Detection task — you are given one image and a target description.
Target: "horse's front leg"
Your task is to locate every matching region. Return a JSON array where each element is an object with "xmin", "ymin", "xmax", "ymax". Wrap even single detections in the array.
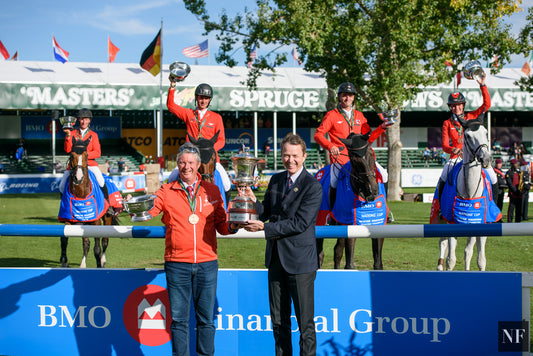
[
  {"xmin": 80, "ymin": 237, "xmax": 90, "ymax": 268},
  {"xmin": 437, "ymin": 237, "xmax": 448, "ymax": 271},
  {"xmin": 446, "ymin": 237, "xmax": 457, "ymax": 271},
  {"xmin": 372, "ymin": 238, "xmax": 384, "ymax": 270},
  {"xmin": 94, "ymin": 238, "xmax": 102, "ymax": 268},
  {"xmin": 464, "ymin": 236, "xmax": 477, "ymax": 271},
  {"xmin": 476, "ymin": 236, "xmax": 487, "ymax": 271},
  {"xmin": 101, "ymin": 237, "xmax": 109, "ymax": 268},
  {"xmin": 344, "ymin": 238, "xmax": 356, "ymax": 269},
  {"xmin": 333, "ymin": 239, "xmax": 345, "ymax": 269},
  {"xmin": 60, "ymin": 236, "xmax": 69, "ymax": 267},
  {"xmin": 316, "ymin": 238, "xmax": 324, "ymax": 268}
]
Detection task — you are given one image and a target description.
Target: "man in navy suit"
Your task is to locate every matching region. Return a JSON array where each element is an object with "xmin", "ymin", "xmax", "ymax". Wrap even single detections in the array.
[{"xmin": 242, "ymin": 133, "xmax": 322, "ymax": 356}]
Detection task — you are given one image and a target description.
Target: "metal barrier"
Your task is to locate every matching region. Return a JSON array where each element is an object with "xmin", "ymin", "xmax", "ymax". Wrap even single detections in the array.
[{"xmin": 1, "ymin": 223, "xmax": 533, "ymax": 239}]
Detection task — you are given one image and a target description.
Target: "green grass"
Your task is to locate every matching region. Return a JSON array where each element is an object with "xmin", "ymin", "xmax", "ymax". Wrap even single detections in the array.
[{"xmin": 0, "ymin": 192, "xmax": 531, "ymax": 272}]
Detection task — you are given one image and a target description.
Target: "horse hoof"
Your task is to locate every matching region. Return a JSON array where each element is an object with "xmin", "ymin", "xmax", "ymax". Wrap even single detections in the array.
[{"xmin": 437, "ymin": 258, "xmax": 445, "ymax": 271}]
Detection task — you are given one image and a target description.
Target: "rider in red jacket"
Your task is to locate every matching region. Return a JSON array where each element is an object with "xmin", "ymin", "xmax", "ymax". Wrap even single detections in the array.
[
  {"xmin": 59, "ymin": 108, "xmax": 108, "ymax": 200},
  {"xmin": 167, "ymin": 79, "xmax": 231, "ymax": 193},
  {"xmin": 314, "ymin": 82, "xmax": 394, "ymax": 203}
]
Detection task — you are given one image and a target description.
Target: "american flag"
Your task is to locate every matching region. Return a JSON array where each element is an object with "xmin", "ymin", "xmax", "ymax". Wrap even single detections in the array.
[
  {"xmin": 247, "ymin": 44, "xmax": 257, "ymax": 68},
  {"xmin": 182, "ymin": 40, "xmax": 209, "ymax": 58}
]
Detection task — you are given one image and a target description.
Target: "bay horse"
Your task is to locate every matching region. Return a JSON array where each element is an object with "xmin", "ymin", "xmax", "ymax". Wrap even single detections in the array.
[
  {"xmin": 168, "ymin": 131, "xmax": 228, "ymax": 209},
  {"xmin": 316, "ymin": 132, "xmax": 388, "ymax": 270},
  {"xmin": 58, "ymin": 138, "xmax": 117, "ymax": 268},
  {"xmin": 434, "ymin": 111, "xmax": 501, "ymax": 271}
]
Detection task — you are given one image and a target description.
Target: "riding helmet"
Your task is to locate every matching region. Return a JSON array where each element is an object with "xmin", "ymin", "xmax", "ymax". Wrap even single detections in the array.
[
  {"xmin": 447, "ymin": 92, "xmax": 466, "ymax": 105},
  {"xmin": 195, "ymin": 83, "xmax": 213, "ymax": 98},
  {"xmin": 337, "ymin": 82, "xmax": 356, "ymax": 95},
  {"xmin": 77, "ymin": 108, "xmax": 93, "ymax": 118}
]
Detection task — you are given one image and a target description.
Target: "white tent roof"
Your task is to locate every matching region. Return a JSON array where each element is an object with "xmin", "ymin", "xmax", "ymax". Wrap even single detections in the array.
[{"xmin": 0, "ymin": 60, "xmax": 327, "ymax": 89}]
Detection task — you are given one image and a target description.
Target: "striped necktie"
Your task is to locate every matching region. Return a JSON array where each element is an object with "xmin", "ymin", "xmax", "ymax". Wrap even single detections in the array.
[{"xmin": 284, "ymin": 177, "xmax": 293, "ymax": 198}]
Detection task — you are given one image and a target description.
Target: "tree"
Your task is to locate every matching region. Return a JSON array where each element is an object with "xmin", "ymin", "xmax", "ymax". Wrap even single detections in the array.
[{"xmin": 184, "ymin": 0, "xmax": 522, "ymax": 201}]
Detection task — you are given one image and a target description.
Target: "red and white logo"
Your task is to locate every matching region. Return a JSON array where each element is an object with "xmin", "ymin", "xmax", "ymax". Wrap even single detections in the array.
[
  {"xmin": 376, "ymin": 201, "xmax": 382, "ymax": 208},
  {"xmin": 123, "ymin": 284, "xmax": 171, "ymax": 346},
  {"xmin": 316, "ymin": 171, "xmax": 324, "ymax": 181},
  {"xmin": 125, "ymin": 178, "xmax": 136, "ymax": 190},
  {"xmin": 474, "ymin": 202, "xmax": 481, "ymax": 209}
]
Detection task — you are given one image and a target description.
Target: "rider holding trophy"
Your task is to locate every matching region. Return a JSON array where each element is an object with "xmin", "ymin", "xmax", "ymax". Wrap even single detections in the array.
[
  {"xmin": 59, "ymin": 108, "xmax": 109, "ymax": 202},
  {"xmin": 166, "ymin": 62, "xmax": 231, "ymax": 194},
  {"xmin": 437, "ymin": 62, "xmax": 497, "ymax": 201}
]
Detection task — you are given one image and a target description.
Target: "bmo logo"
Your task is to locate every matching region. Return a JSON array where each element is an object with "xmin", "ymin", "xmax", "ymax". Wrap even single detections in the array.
[
  {"xmin": 474, "ymin": 202, "xmax": 481, "ymax": 209},
  {"xmin": 124, "ymin": 178, "xmax": 136, "ymax": 190},
  {"xmin": 123, "ymin": 285, "xmax": 171, "ymax": 346}
]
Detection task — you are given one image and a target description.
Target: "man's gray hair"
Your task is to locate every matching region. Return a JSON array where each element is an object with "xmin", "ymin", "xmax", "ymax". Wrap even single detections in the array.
[{"xmin": 177, "ymin": 142, "xmax": 201, "ymax": 163}]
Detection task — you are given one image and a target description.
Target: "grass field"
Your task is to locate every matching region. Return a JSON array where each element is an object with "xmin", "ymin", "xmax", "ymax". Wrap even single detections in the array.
[{"xmin": 0, "ymin": 191, "xmax": 531, "ymax": 272}]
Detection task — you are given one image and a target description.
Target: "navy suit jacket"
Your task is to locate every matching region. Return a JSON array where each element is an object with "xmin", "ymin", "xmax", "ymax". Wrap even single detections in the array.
[{"xmin": 255, "ymin": 168, "xmax": 322, "ymax": 274}]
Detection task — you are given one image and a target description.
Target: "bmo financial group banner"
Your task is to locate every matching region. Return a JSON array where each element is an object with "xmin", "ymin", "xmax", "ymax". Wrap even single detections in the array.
[{"xmin": 0, "ymin": 269, "xmax": 526, "ymax": 355}]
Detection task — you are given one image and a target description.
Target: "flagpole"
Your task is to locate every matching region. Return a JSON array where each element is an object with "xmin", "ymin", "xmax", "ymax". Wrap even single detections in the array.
[{"xmin": 157, "ymin": 19, "xmax": 164, "ymax": 160}]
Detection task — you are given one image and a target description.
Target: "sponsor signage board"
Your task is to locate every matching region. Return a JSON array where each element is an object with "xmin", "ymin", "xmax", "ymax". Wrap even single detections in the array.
[{"xmin": 0, "ymin": 269, "xmax": 524, "ymax": 355}]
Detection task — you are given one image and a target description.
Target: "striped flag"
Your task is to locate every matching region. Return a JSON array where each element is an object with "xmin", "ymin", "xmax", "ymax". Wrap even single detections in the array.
[
  {"xmin": 52, "ymin": 36, "xmax": 69, "ymax": 63},
  {"xmin": 521, "ymin": 51, "xmax": 533, "ymax": 76},
  {"xmin": 108, "ymin": 36, "xmax": 120, "ymax": 63},
  {"xmin": 247, "ymin": 44, "xmax": 257, "ymax": 68},
  {"xmin": 292, "ymin": 46, "xmax": 302, "ymax": 65},
  {"xmin": 0, "ymin": 40, "xmax": 9, "ymax": 60},
  {"xmin": 139, "ymin": 29, "xmax": 162, "ymax": 76},
  {"xmin": 182, "ymin": 40, "xmax": 208, "ymax": 58}
]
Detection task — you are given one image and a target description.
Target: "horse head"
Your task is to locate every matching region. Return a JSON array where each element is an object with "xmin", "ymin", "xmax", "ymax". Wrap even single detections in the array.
[
  {"xmin": 338, "ymin": 132, "xmax": 379, "ymax": 201},
  {"xmin": 68, "ymin": 138, "xmax": 90, "ymax": 193},
  {"xmin": 188, "ymin": 131, "xmax": 219, "ymax": 183},
  {"xmin": 459, "ymin": 111, "xmax": 491, "ymax": 168}
]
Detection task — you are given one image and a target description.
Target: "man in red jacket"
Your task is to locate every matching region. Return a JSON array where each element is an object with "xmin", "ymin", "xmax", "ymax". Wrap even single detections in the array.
[
  {"xmin": 314, "ymin": 82, "xmax": 394, "ymax": 204},
  {"xmin": 167, "ymin": 77, "xmax": 231, "ymax": 195},
  {"xmin": 148, "ymin": 142, "xmax": 239, "ymax": 356},
  {"xmin": 59, "ymin": 108, "xmax": 108, "ymax": 200}
]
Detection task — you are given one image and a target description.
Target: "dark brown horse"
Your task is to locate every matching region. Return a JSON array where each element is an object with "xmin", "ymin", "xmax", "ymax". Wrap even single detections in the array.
[
  {"xmin": 317, "ymin": 133, "xmax": 386, "ymax": 270},
  {"xmin": 59, "ymin": 138, "xmax": 117, "ymax": 268},
  {"xmin": 188, "ymin": 131, "xmax": 218, "ymax": 184}
]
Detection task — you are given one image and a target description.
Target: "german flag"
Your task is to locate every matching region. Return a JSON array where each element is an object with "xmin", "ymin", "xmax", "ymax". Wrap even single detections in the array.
[{"xmin": 139, "ymin": 29, "xmax": 161, "ymax": 76}]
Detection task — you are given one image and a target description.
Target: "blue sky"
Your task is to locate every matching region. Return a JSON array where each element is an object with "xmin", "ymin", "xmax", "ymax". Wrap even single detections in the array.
[{"xmin": 0, "ymin": 0, "xmax": 532, "ymax": 68}]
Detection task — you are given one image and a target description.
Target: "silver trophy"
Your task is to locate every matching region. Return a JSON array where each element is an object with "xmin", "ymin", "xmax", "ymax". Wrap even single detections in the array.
[
  {"xmin": 227, "ymin": 147, "xmax": 261, "ymax": 224},
  {"xmin": 59, "ymin": 116, "xmax": 77, "ymax": 130},
  {"xmin": 169, "ymin": 61, "xmax": 191, "ymax": 82},
  {"xmin": 378, "ymin": 109, "xmax": 399, "ymax": 124},
  {"xmin": 122, "ymin": 195, "xmax": 157, "ymax": 222},
  {"xmin": 462, "ymin": 60, "xmax": 485, "ymax": 81}
]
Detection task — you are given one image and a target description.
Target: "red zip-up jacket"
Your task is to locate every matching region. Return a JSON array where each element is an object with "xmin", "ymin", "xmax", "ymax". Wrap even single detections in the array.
[
  {"xmin": 314, "ymin": 107, "xmax": 385, "ymax": 165},
  {"xmin": 149, "ymin": 174, "xmax": 233, "ymax": 263},
  {"xmin": 167, "ymin": 87, "xmax": 225, "ymax": 162},
  {"xmin": 442, "ymin": 85, "xmax": 491, "ymax": 159},
  {"xmin": 64, "ymin": 129, "xmax": 101, "ymax": 167}
]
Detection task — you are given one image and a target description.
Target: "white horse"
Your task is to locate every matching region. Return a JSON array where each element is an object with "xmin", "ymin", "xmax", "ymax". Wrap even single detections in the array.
[{"xmin": 437, "ymin": 112, "xmax": 499, "ymax": 271}]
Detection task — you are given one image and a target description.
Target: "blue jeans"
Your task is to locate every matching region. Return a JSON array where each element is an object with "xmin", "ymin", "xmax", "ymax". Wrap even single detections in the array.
[{"xmin": 165, "ymin": 260, "xmax": 218, "ymax": 356}]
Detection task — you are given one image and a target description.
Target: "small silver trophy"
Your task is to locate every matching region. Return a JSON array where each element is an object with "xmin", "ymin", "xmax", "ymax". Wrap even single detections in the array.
[
  {"xmin": 462, "ymin": 60, "xmax": 485, "ymax": 81},
  {"xmin": 59, "ymin": 116, "xmax": 77, "ymax": 130},
  {"xmin": 227, "ymin": 147, "xmax": 261, "ymax": 224},
  {"xmin": 378, "ymin": 109, "xmax": 399, "ymax": 124},
  {"xmin": 169, "ymin": 61, "xmax": 191, "ymax": 82},
  {"xmin": 122, "ymin": 195, "xmax": 157, "ymax": 222}
]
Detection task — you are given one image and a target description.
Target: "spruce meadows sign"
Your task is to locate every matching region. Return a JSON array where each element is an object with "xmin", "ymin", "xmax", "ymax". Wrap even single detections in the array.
[{"xmin": 1, "ymin": 83, "xmax": 532, "ymax": 111}]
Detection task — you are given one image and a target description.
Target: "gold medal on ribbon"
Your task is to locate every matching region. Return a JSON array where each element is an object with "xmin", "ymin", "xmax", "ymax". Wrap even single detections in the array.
[
  {"xmin": 188, "ymin": 213, "xmax": 200, "ymax": 225},
  {"xmin": 458, "ymin": 137, "xmax": 463, "ymax": 144}
]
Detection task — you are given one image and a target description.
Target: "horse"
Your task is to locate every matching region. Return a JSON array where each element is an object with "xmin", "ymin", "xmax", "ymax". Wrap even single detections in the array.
[
  {"xmin": 58, "ymin": 138, "xmax": 118, "ymax": 268},
  {"xmin": 316, "ymin": 132, "xmax": 388, "ymax": 270},
  {"xmin": 432, "ymin": 111, "xmax": 501, "ymax": 271},
  {"xmin": 168, "ymin": 131, "xmax": 228, "ymax": 209}
]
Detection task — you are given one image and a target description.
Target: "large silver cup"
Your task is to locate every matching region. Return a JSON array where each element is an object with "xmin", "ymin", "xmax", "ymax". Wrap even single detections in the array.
[
  {"xmin": 59, "ymin": 116, "xmax": 77, "ymax": 130},
  {"xmin": 378, "ymin": 109, "xmax": 399, "ymax": 124},
  {"xmin": 463, "ymin": 60, "xmax": 485, "ymax": 81},
  {"xmin": 169, "ymin": 61, "xmax": 191, "ymax": 82},
  {"xmin": 123, "ymin": 195, "xmax": 157, "ymax": 222},
  {"xmin": 228, "ymin": 147, "xmax": 261, "ymax": 224}
]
